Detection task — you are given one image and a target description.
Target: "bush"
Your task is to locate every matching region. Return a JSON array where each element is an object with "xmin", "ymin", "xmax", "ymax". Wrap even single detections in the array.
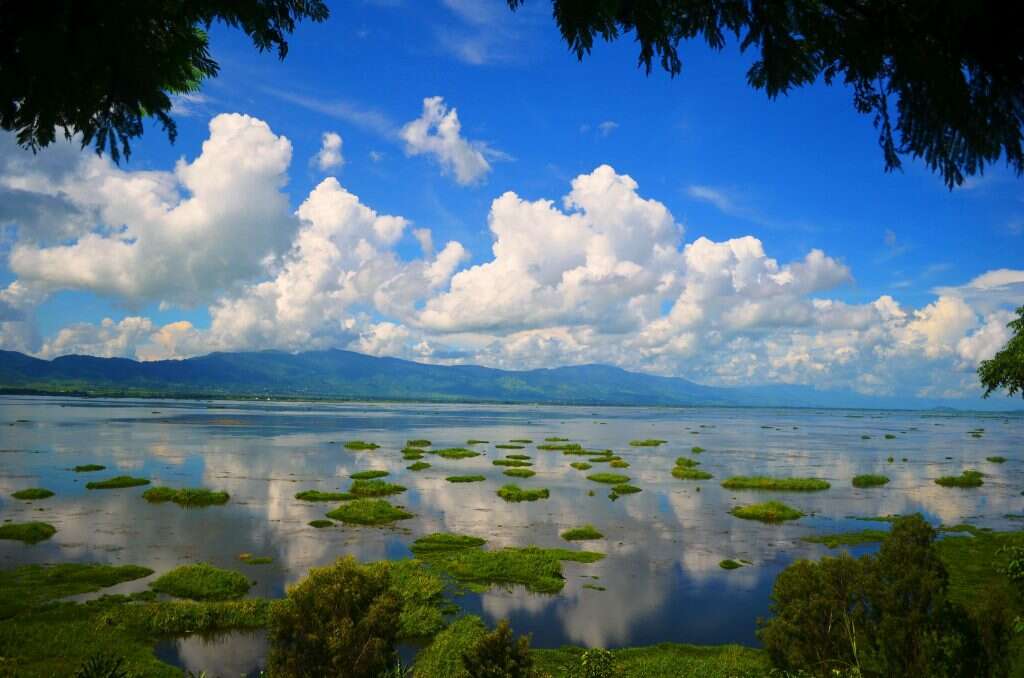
[
  {"xmin": 462, "ymin": 619, "xmax": 536, "ymax": 677},
  {"xmin": 268, "ymin": 556, "xmax": 401, "ymax": 678},
  {"xmin": 565, "ymin": 648, "xmax": 615, "ymax": 678}
]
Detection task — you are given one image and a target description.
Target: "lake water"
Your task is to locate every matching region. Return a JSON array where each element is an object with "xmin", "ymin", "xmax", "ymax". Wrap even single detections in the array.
[{"xmin": 1, "ymin": 395, "xmax": 1022, "ymax": 676}]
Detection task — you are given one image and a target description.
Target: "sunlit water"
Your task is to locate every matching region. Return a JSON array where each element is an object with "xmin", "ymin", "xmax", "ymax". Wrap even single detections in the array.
[{"xmin": 1, "ymin": 395, "xmax": 1022, "ymax": 675}]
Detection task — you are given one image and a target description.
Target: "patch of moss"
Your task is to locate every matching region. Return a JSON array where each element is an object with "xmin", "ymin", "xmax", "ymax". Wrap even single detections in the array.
[
  {"xmin": 295, "ymin": 490, "xmax": 354, "ymax": 502},
  {"xmin": 410, "ymin": 533, "xmax": 488, "ymax": 554},
  {"xmin": 72, "ymin": 464, "xmax": 105, "ymax": 472},
  {"xmin": 349, "ymin": 479, "xmax": 407, "ymax": 497},
  {"xmin": 446, "ymin": 475, "xmax": 486, "ymax": 483},
  {"xmin": 586, "ymin": 473, "xmax": 630, "ymax": 484},
  {"xmin": 570, "ymin": 462, "xmax": 592, "ymax": 470},
  {"xmin": 719, "ymin": 559, "xmax": 743, "ymax": 570},
  {"xmin": 503, "ymin": 468, "xmax": 535, "ymax": 478},
  {"xmin": 85, "ymin": 475, "xmax": 150, "ymax": 490},
  {"xmin": 802, "ymin": 529, "xmax": 890, "ymax": 548},
  {"xmin": 493, "ymin": 458, "xmax": 532, "ymax": 467},
  {"xmin": 0, "ymin": 522, "xmax": 56, "ymax": 544},
  {"xmin": 11, "ymin": 488, "xmax": 54, "ymax": 500},
  {"xmin": 150, "ymin": 563, "xmax": 251, "ymax": 601},
  {"xmin": 407, "ymin": 461, "xmax": 431, "ymax": 471},
  {"xmin": 987, "ymin": 456, "xmax": 1008, "ymax": 463},
  {"xmin": 561, "ymin": 525, "xmax": 604, "ymax": 541},
  {"xmin": 730, "ymin": 501, "xmax": 804, "ymax": 523},
  {"xmin": 343, "ymin": 440, "xmax": 380, "ymax": 450},
  {"xmin": 720, "ymin": 476, "xmax": 830, "ymax": 491},
  {"xmin": 935, "ymin": 470, "xmax": 984, "ymax": 488},
  {"xmin": 673, "ymin": 466, "xmax": 713, "ymax": 480},
  {"xmin": 406, "ymin": 439, "xmax": 431, "ymax": 448},
  {"xmin": 326, "ymin": 498, "xmax": 414, "ymax": 525},
  {"xmin": 497, "ymin": 484, "xmax": 549, "ymax": 502},
  {"xmin": 142, "ymin": 487, "xmax": 230, "ymax": 506},
  {"xmin": 308, "ymin": 519, "xmax": 333, "ymax": 528},
  {"xmin": 611, "ymin": 484, "xmax": 641, "ymax": 495},
  {"xmin": 851, "ymin": 474, "xmax": 890, "ymax": 488},
  {"xmin": 350, "ymin": 470, "xmax": 390, "ymax": 480},
  {"xmin": 433, "ymin": 447, "xmax": 480, "ymax": 459},
  {"xmin": 629, "ymin": 439, "xmax": 667, "ymax": 447}
]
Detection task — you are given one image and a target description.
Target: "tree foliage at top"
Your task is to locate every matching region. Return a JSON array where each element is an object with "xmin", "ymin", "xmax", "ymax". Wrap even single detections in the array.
[
  {"xmin": 979, "ymin": 306, "xmax": 1024, "ymax": 399},
  {"xmin": 0, "ymin": 1, "xmax": 328, "ymax": 163},
  {"xmin": 509, "ymin": 0, "xmax": 1024, "ymax": 188}
]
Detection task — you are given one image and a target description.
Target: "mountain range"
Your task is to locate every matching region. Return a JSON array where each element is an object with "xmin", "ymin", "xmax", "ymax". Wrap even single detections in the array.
[{"xmin": 0, "ymin": 348, "xmax": 1019, "ymax": 411}]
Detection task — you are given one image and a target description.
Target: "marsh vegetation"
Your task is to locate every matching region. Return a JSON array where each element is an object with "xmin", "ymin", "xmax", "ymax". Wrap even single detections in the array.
[{"xmin": 721, "ymin": 476, "xmax": 830, "ymax": 491}]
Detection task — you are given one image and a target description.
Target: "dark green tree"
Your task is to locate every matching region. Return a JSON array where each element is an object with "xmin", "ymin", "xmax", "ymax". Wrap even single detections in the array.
[
  {"xmin": 0, "ymin": 1, "xmax": 327, "ymax": 163},
  {"xmin": 979, "ymin": 306, "xmax": 1024, "ymax": 399},
  {"xmin": 462, "ymin": 619, "xmax": 536, "ymax": 678},
  {"xmin": 508, "ymin": 1, "xmax": 1024, "ymax": 188}
]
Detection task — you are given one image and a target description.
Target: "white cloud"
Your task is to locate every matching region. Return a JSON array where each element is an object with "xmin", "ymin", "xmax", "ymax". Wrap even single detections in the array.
[
  {"xmin": 597, "ymin": 121, "xmax": 619, "ymax": 137},
  {"xmin": 400, "ymin": 97, "xmax": 494, "ymax": 185},
  {"xmin": 314, "ymin": 132, "xmax": 344, "ymax": 171}
]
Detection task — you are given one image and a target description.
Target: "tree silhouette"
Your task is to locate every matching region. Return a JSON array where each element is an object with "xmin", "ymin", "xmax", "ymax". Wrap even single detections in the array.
[
  {"xmin": 509, "ymin": 1, "xmax": 1024, "ymax": 188},
  {"xmin": 0, "ymin": 1, "xmax": 328, "ymax": 163}
]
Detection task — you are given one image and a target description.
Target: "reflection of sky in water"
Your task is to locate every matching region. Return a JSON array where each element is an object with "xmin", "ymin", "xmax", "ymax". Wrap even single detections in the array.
[{"xmin": 1, "ymin": 396, "xmax": 1022, "ymax": 674}]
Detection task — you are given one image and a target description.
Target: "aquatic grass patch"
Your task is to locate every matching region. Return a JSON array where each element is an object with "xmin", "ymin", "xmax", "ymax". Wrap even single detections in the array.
[
  {"xmin": 411, "ymin": 533, "xmax": 489, "ymax": 554},
  {"xmin": 570, "ymin": 462, "xmax": 592, "ymax": 470},
  {"xmin": 629, "ymin": 439, "xmax": 667, "ymax": 447},
  {"xmin": 466, "ymin": 439, "xmax": 489, "ymax": 444},
  {"xmin": 987, "ymin": 456, "xmax": 1008, "ymax": 463},
  {"xmin": 673, "ymin": 466, "xmax": 714, "ymax": 480},
  {"xmin": 691, "ymin": 446, "xmax": 705, "ymax": 453},
  {"xmin": 935, "ymin": 470, "xmax": 984, "ymax": 487},
  {"xmin": 562, "ymin": 525, "xmax": 604, "ymax": 541},
  {"xmin": 142, "ymin": 487, "xmax": 229, "ymax": 506},
  {"xmin": 0, "ymin": 562, "xmax": 154, "ymax": 618},
  {"xmin": 86, "ymin": 475, "xmax": 150, "ymax": 490},
  {"xmin": 350, "ymin": 470, "xmax": 390, "ymax": 480},
  {"xmin": 587, "ymin": 473, "xmax": 630, "ymax": 484},
  {"xmin": 295, "ymin": 490, "xmax": 354, "ymax": 502},
  {"xmin": 611, "ymin": 484, "xmax": 641, "ymax": 495},
  {"xmin": 505, "ymin": 453, "xmax": 531, "ymax": 460},
  {"xmin": 493, "ymin": 458, "xmax": 532, "ymax": 467},
  {"xmin": 433, "ymin": 447, "xmax": 480, "ymax": 459},
  {"xmin": 802, "ymin": 529, "xmax": 890, "ymax": 548},
  {"xmin": 852, "ymin": 474, "xmax": 890, "ymax": 488},
  {"xmin": 675, "ymin": 457, "xmax": 700, "ymax": 467},
  {"xmin": 343, "ymin": 440, "xmax": 380, "ymax": 451},
  {"xmin": 503, "ymin": 468, "xmax": 535, "ymax": 478},
  {"xmin": 406, "ymin": 439, "xmax": 431, "ymax": 448},
  {"xmin": 238, "ymin": 553, "xmax": 273, "ymax": 565},
  {"xmin": 446, "ymin": 475, "xmax": 486, "ymax": 483},
  {"xmin": 326, "ymin": 498, "xmax": 414, "ymax": 525},
  {"xmin": 497, "ymin": 484, "xmax": 549, "ymax": 502},
  {"xmin": 538, "ymin": 442, "xmax": 582, "ymax": 451},
  {"xmin": 495, "ymin": 444, "xmax": 525, "ymax": 449},
  {"xmin": 545, "ymin": 437, "xmax": 570, "ymax": 442},
  {"xmin": 721, "ymin": 476, "xmax": 830, "ymax": 491},
  {"xmin": 349, "ymin": 479, "xmax": 406, "ymax": 497},
  {"xmin": 150, "ymin": 563, "xmax": 250, "ymax": 601},
  {"xmin": 402, "ymin": 449, "xmax": 425, "ymax": 459},
  {"xmin": 72, "ymin": 464, "xmax": 105, "ymax": 472},
  {"xmin": 11, "ymin": 488, "xmax": 53, "ymax": 500},
  {"xmin": 610, "ymin": 459, "xmax": 630, "ymax": 468},
  {"xmin": 407, "ymin": 461, "xmax": 430, "ymax": 471},
  {"xmin": 719, "ymin": 559, "xmax": 743, "ymax": 570},
  {"xmin": 0, "ymin": 522, "xmax": 56, "ymax": 544},
  {"xmin": 730, "ymin": 501, "xmax": 804, "ymax": 523},
  {"xmin": 308, "ymin": 519, "xmax": 333, "ymax": 528},
  {"xmin": 884, "ymin": 433, "xmax": 896, "ymax": 439},
  {"xmin": 510, "ymin": 438, "xmax": 533, "ymax": 444}
]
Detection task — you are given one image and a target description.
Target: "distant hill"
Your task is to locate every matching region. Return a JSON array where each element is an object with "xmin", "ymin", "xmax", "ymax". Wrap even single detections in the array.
[{"xmin": 0, "ymin": 348, "xmax": 1019, "ymax": 411}]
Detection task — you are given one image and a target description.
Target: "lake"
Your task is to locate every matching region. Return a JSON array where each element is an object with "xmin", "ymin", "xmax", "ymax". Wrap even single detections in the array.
[{"xmin": 1, "ymin": 395, "xmax": 1021, "ymax": 676}]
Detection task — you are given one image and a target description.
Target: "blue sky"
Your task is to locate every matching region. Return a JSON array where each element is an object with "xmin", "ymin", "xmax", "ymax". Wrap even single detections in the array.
[{"xmin": 0, "ymin": 0, "xmax": 1021, "ymax": 402}]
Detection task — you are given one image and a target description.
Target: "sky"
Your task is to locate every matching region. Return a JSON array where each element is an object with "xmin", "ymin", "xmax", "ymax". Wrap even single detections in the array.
[{"xmin": 0, "ymin": 0, "xmax": 1022, "ymax": 403}]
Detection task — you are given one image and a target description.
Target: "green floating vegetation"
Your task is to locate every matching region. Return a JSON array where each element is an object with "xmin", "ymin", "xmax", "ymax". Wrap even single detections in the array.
[
  {"xmin": 150, "ymin": 563, "xmax": 251, "ymax": 601},
  {"xmin": 308, "ymin": 519, "xmax": 333, "ymax": 528},
  {"xmin": 466, "ymin": 439, "xmax": 489, "ymax": 444},
  {"xmin": 493, "ymin": 458, "xmax": 532, "ymax": 467},
  {"xmin": 629, "ymin": 439, "xmax": 667, "ymax": 447},
  {"xmin": 142, "ymin": 487, "xmax": 230, "ymax": 507},
  {"xmin": 691, "ymin": 446, "xmax": 705, "ymax": 453},
  {"xmin": 433, "ymin": 447, "xmax": 480, "ymax": 459},
  {"xmin": 349, "ymin": 479, "xmax": 406, "ymax": 497},
  {"xmin": 406, "ymin": 439, "xmax": 431, "ymax": 448},
  {"xmin": 446, "ymin": 475, "xmax": 486, "ymax": 483},
  {"xmin": 510, "ymin": 439, "xmax": 533, "ymax": 444},
  {"xmin": 407, "ymin": 461, "xmax": 431, "ymax": 471},
  {"xmin": 503, "ymin": 468, "xmax": 535, "ymax": 478},
  {"xmin": 72, "ymin": 464, "xmax": 105, "ymax": 472},
  {"xmin": 86, "ymin": 475, "xmax": 150, "ymax": 490},
  {"xmin": 675, "ymin": 457, "xmax": 700, "ymax": 467},
  {"xmin": 802, "ymin": 529, "xmax": 890, "ymax": 548},
  {"xmin": 570, "ymin": 462, "xmax": 592, "ymax": 470},
  {"xmin": 497, "ymin": 484, "xmax": 549, "ymax": 502},
  {"xmin": 295, "ymin": 490, "xmax": 354, "ymax": 502},
  {"xmin": 408, "ymin": 534, "xmax": 602, "ymax": 593},
  {"xmin": 730, "ymin": 500, "xmax": 804, "ymax": 523},
  {"xmin": 343, "ymin": 440, "xmax": 380, "ymax": 451},
  {"xmin": 673, "ymin": 466, "xmax": 713, "ymax": 480},
  {"xmin": 544, "ymin": 437, "xmax": 570, "ymax": 442},
  {"xmin": 587, "ymin": 473, "xmax": 630, "ymax": 484},
  {"xmin": 326, "ymin": 498, "xmax": 414, "ymax": 525},
  {"xmin": 987, "ymin": 456, "xmax": 1007, "ymax": 463},
  {"xmin": 350, "ymin": 470, "xmax": 390, "ymax": 480},
  {"xmin": 611, "ymin": 484, "xmax": 641, "ymax": 495},
  {"xmin": 505, "ymin": 454, "xmax": 531, "ymax": 460},
  {"xmin": 0, "ymin": 522, "xmax": 56, "ymax": 544},
  {"xmin": 721, "ymin": 476, "xmax": 830, "ymax": 491},
  {"xmin": 561, "ymin": 525, "xmax": 604, "ymax": 541},
  {"xmin": 538, "ymin": 442, "xmax": 582, "ymax": 451},
  {"xmin": 884, "ymin": 433, "xmax": 896, "ymax": 439},
  {"xmin": 238, "ymin": 553, "xmax": 273, "ymax": 565},
  {"xmin": 11, "ymin": 488, "xmax": 54, "ymax": 500},
  {"xmin": 402, "ymin": 449, "xmax": 425, "ymax": 460},
  {"xmin": 495, "ymin": 444, "xmax": 525, "ymax": 450},
  {"xmin": 935, "ymin": 470, "xmax": 984, "ymax": 488},
  {"xmin": 861, "ymin": 435, "xmax": 871, "ymax": 439},
  {"xmin": 609, "ymin": 460, "xmax": 630, "ymax": 468},
  {"xmin": 852, "ymin": 474, "xmax": 890, "ymax": 488},
  {"xmin": 719, "ymin": 559, "xmax": 743, "ymax": 570},
  {"xmin": 582, "ymin": 583, "xmax": 606, "ymax": 591}
]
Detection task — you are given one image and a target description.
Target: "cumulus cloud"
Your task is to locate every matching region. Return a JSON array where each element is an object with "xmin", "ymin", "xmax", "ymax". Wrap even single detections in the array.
[
  {"xmin": 314, "ymin": 132, "xmax": 344, "ymax": 171},
  {"xmin": 400, "ymin": 97, "xmax": 494, "ymax": 185}
]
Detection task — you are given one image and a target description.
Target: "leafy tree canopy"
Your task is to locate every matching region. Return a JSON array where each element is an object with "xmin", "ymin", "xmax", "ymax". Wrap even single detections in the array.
[
  {"xmin": 0, "ymin": 1, "xmax": 328, "ymax": 163},
  {"xmin": 979, "ymin": 306, "xmax": 1024, "ymax": 399},
  {"xmin": 509, "ymin": 0, "xmax": 1024, "ymax": 188}
]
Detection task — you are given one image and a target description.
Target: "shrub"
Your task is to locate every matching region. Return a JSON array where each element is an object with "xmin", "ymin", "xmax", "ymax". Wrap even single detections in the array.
[
  {"xmin": 565, "ymin": 648, "xmax": 615, "ymax": 678},
  {"xmin": 73, "ymin": 653, "xmax": 131, "ymax": 678},
  {"xmin": 268, "ymin": 556, "xmax": 401, "ymax": 678},
  {"xmin": 461, "ymin": 619, "xmax": 536, "ymax": 678}
]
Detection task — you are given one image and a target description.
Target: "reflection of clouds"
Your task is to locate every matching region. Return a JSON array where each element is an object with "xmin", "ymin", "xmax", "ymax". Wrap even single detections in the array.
[{"xmin": 168, "ymin": 631, "xmax": 266, "ymax": 677}]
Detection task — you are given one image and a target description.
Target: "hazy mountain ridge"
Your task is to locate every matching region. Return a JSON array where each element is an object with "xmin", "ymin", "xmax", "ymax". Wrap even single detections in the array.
[{"xmin": 0, "ymin": 348, "xmax": 1018, "ymax": 411}]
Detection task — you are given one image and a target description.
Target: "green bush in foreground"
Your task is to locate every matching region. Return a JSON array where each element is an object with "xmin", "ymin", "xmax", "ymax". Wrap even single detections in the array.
[
  {"xmin": 11, "ymin": 488, "xmax": 54, "ymax": 500},
  {"xmin": 150, "ymin": 563, "xmax": 251, "ymax": 601},
  {"xmin": 85, "ymin": 475, "xmax": 150, "ymax": 490},
  {"xmin": 498, "ymin": 484, "xmax": 550, "ymax": 502},
  {"xmin": 852, "ymin": 474, "xmax": 890, "ymax": 488},
  {"xmin": 414, "ymin": 615, "xmax": 488, "ymax": 678},
  {"xmin": 462, "ymin": 619, "xmax": 536, "ymax": 678},
  {"xmin": 326, "ymin": 499, "xmax": 414, "ymax": 525},
  {"xmin": 730, "ymin": 501, "xmax": 804, "ymax": 523},
  {"xmin": 587, "ymin": 473, "xmax": 630, "ymax": 484},
  {"xmin": 721, "ymin": 476, "xmax": 830, "ymax": 491},
  {"xmin": 935, "ymin": 470, "xmax": 984, "ymax": 488},
  {"xmin": 562, "ymin": 525, "xmax": 604, "ymax": 541},
  {"xmin": 0, "ymin": 521, "xmax": 56, "ymax": 544},
  {"xmin": 142, "ymin": 487, "xmax": 229, "ymax": 506}
]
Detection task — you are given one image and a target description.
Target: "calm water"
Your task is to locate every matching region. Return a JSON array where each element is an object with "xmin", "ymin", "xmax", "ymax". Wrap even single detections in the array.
[{"xmin": 1, "ymin": 395, "xmax": 1022, "ymax": 675}]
